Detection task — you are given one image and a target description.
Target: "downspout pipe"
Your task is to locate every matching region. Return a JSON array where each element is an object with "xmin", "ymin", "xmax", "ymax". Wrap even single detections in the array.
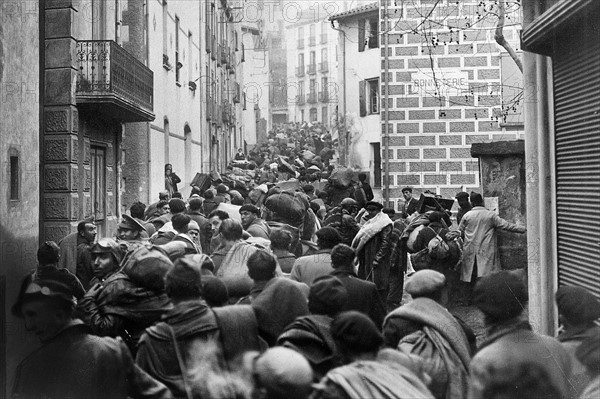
[
  {"xmin": 383, "ymin": 0, "xmax": 390, "ymax": 206},
  {"xmin": 330, "ymin": 19, "xmax": 347, "ymax": 166}
]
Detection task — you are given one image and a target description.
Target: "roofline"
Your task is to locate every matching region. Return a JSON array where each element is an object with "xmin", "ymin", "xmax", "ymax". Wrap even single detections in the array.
[{"xmin": 329, "ymin": 2, "xmax": 379, "ymax": 21}]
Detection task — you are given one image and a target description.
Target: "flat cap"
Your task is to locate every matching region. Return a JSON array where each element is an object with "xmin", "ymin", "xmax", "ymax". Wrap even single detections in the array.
[
  {"xmin": 405, "ymin": 270, "xmax": 446, "ymax": 297},
  {"xmin": 254, "ymin": 347, "xmax": 313, "ymax": 399},
  {"xmin": 309, "ymin": 275, "xmax": 348, "ymax": 317},
  {"xmin": 474, "ymin": 270, "xmax": 528, "ymax": 321},
  {"xmin": 556, "ymin": 285, "xmax": 600, "ymax": 324}
]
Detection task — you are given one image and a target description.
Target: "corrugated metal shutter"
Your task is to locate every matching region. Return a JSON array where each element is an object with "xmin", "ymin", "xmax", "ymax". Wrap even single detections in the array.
[{"xmin": 553, "ymin": 19, "xmax": 600, "ymax": 299}]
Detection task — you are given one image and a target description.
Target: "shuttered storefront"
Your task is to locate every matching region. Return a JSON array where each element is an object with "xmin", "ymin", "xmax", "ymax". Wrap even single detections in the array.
[{"xmin": 553, "ymin": 17, "xmax": 600, "ymax": 298}]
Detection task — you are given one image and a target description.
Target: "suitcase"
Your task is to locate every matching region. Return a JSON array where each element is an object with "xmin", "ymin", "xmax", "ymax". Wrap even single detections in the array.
[{"xmin": 190, "ymin": 173, "xmax": 212, "ymax": 193}]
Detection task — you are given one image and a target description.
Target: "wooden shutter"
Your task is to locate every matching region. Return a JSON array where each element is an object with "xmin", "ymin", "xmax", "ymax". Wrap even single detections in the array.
[
  {"xmin": 553, "ymin": 16, "xmax": 600, "ymax": 298},
  {"xmin": 205, "ymin": 0, "xmax": 211, "ymax": 53},
  {"xmin": 359, "ymin": 80, "xmax": 366, "ymax": 117},
  {"xmin": 358, "ymin": 19, "xmax": 365, "ymax": 52}
]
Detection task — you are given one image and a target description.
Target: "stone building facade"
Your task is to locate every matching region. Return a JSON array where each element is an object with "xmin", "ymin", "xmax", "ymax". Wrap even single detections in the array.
[{"xmin": 381, "ymin": 0, "xmax": 523, "ymax": 208}]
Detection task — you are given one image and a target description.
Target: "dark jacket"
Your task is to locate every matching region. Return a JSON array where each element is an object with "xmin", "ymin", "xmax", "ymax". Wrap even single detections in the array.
[
  {"xmin": 188, "ymin": 210, "xmax": 211, "ymax": 253},
  {"xmin": 330, "ymin": 269, "xmax": 386, "ymax": 329},
  {"xmin": 13, "ymin": 321, "xmax": 171, "ymax": 399}
]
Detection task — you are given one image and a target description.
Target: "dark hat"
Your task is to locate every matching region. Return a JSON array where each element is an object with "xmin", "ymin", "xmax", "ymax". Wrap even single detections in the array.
[
  {"xmin": 37, "ymin": 241, "xmax": 60, "ymax": 265},
  {"xmin": 455, "ymin": 191, "xmax": 470, "ymax": 200},
  {"xmin": 470, "ymin": 192, "xmax": 483, "ymax": 204},
  {"xmin": 216, "ymin": 184, "xmax": 229, "ymax": 194},
  {"xmin": 402, "ymin": 187, "xmax": 413, "ymax": 193},
  {"xmin": 118, "ymin": 214, "xmax": 146, "ymax": 232},
  {"xmin": 556, "ymin": 285, "xmax": 600, "ymax": 325},
  {"xmin": 331, "ymin": 311, "xmax": 383, "ymax": 353},
  {"xmin": 168, "ymin": 198, "xmax": 187, "ymax": 214},
  {"xmin": 239, "ymin": 204, "xmax": 260, "ymax": 215},
  {"xmin": 365, "ymin": 201, "xmax": 383, "ymax": 210},
  {"xmin": 12, "ymin": 269, "xmax": 81, "ymax": 316},
  {"xmin": 202, "ymin": 276, "xmax": 229, "ymax": 307},
  {"xmin": 165, "ymin": 256, "xmax": 203, "ymax": 296},
  {"xmin": 309, "ymin": 275, "xmax": 348, "ymax": 317},
  {"xmin": 473, "ymin": 271, "xmax": 528, "ymax": 321},
  {"xmin": 405, "ymin": 270, "xmax": 445, "ymax": 297}
]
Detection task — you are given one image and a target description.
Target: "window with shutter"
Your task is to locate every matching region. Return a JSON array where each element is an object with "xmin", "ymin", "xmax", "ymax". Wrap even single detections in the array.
[
  {"xmin": 358, "ymin": 19, "xmax": 366, "ymax": 52},
  {"xmin": 359, "ymin": 80, "xmax": 366, "ymax": 117}
]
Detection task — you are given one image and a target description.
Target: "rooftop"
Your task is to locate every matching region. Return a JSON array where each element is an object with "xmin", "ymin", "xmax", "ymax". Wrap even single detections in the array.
[{"xmin": 329, "ymin": 2, "xmax": 379, "ymax": 21}]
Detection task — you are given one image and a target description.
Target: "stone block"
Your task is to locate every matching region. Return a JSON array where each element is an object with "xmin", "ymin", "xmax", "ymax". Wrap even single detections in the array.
[
  {"xmin": 422, "ymin": 45, "xmax": 445, "ymax": 56},
  {"xmin": 45, "ymin": 38, "xmax": 76, "ymax": 69},
  {"xmin": 396, "ymin": 174, "xmax": 421, "ymax": 186},
  {"xmin": 464, "ymin": 56, "xmax": 488, "ymax": 67},
  {"xmin": 396, "ymin": 123, "xmax": 419, "ymax": 133},
  {"xmin": 423, "ymin": 96, "xmax": 446, "ymax": 107},
  {"xmin": 491, "ymin": 55, "xmax": 500, "ymax": 66},
  {"xmin": 439, "ymin": 135, "xmax": 462, "ymax": 145},
  {"xmin": 382, "ymin": 123, "xmax": 394, "ymax": 134},
  {"xmin": 478, "ymin": 95, "xmax": 501, "ymax": 106},
  {"xmin": 83, "ymin": 165, "xmax": 91, "ymax": 191},
  {"xmin": 381, "ymin": 72, "xmax": 393, "ymax": 83},
  {"xmin": 465, "ymin": 108, "xmax": 488, "ymax": 119},
  {"xmin": 388, "ymin": 111, "xmax": 406, "ymax": 120},
  {"xmin": 408, "ymin": 59, "xmax": 431, "ymax": 69},
  {"xmin": 397, "ymin": 149, "xmax": 420, "ymax": 159},
  {"xmin": 450, "ymin": 122, "xmax": 475, "ymax": 132},
  {"xmin": 82, "ymin": 193, "xmax": 92, "ymax": 217},
  {"xmin": 384, "ymin": 59, "xmax": 405, "ymax": 69},
  {"xmin": 44, "ymin": 164, "xmax": 78, "ymax": 191},
  {"xmin": 389, "ymin": 136, "xmax": 406, "ymax": 146},
  {"xmin": 387, "ymin": 34, "xmax": 405, "ymax": 44},
  {"xmin": 423, "ymin": 148, "xmax": 446, "ymax": 159},
  {"xmin": 45, "ymin": 109, "xmax": 68, "ymax": 132},
  {"xmin": 45, "ymin": 8, "xmax": 74, "ymax": 39},
  {"xmin": 44, "ymin": 192, "xmax": 78, "ymax": 220},
  {"xmin": 406, "ymin": 33, "xmax": 423, "ymax": 44},
  {"xmin": 450, "ymin": 174, "xmax": 476, "ymax": 184},
  {"xmin": 395, "ymin": 46, "xmax": 418, "ymax": 56},
  {"xmin": 438, "ymin": 57, "xmax": 460, "ymax": 67},
  {"xmin": 492, "ymin": 134, "xmax": 518, "ymax": 141},
  {"xmin": 449, "ymin": 95, "xmax": 474, "ymax": 107},
  {"xmin": 438, "ymin": 109, "xmax": 462, "ymax": 119},
  {"xmin": 450, "ymin": 148, "xmax": 473, "ymax": 159},
  {"xmin": 465, "ymin": 161, "xmax": 479, "ymax": 172},
  {"xmin": 439, "ymin": 161, "xmax": 463, "ymax": 172},
  {"xmin": 395, "ymin": 72, "xmax": 413, "ymax": 82},
  {"xmin": 448, "ymin": 44, "xmax": 474, "ymax": 54},
  {"xmin": 389, "ymin": 162, "xmax": 407, "ymax": 173},
  {"xmin": 409, "ymin": 136, "xmax": 436, "ymax": 146},
  {"xmin": 477, "ymin": 43, "xmax": 497, "ymax": 53},
  {"xmin": 478, "ymin": 121, "xmax": 501, "ymax": 132},
  {"xmin": 424, "ymin": 175, "xmax": 447, "ymax": 185},
  {"xmin": 83, "ymin": 137, "xmax": 91, "ymax": 164},
  {"xmin": 44, "ymin": 135, "xmax": 78, "ymax": 163},
  {"xmin": 465, "ymin": 135, "xmax": 491, "ymax": 144},
  {"xmin": 43, "ymin": 221, "xmax": 75, "ymax": 243},
  {"xmin": 107, "ymin": 192, "xmax": 115, "ymax": 216},
  {"xmin": 382, "ymin": 85, "xmax": 405, "ymax": 95},
  {"xmin": 423, "ymin": 122, "xmax": 446, "ymax": 133},
  {"xmin": 45, "ymin": 69, "xmax": 76, "ymax": 106},
  {"xmin": 409, "ymin": 110, "xmax": 436, "ymax": 120},
  {"xmin": 462, "ymin": 30, "xmax": 488, "ymax": 42},
  {"xmin": 410, "ymin": 161, "xmax": 436, "ymax": 172},
  {"xmin": 477, "ymin": 69, "xmax": 500, "ymax": 80},
  {"xmin": 396, "ymin": 97, "xmax": 419, "ymax": 108}
]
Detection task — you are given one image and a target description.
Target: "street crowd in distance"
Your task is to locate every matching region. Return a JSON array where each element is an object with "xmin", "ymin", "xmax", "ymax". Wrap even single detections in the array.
[{"xmin": 12, "ymin": 121, "xmax": 600, "ymax": 399}]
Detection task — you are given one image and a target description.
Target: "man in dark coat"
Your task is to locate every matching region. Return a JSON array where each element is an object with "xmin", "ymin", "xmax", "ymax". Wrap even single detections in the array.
[
  {"xmin": 74, "ymin": 218, "xmax": 98, "ymax": 290},
  {"xmin": 401, "ymin": 187, "xmax": 420, "ymax": 219},
  {"xmin": 187, "ymin": 197, "xmax": 211, "ymax": 253},
  {"xmin": 351, "ymin": 201, "xmax": 394, "ymax": 302},
  {"xmin": 455, "ymin": 191, "xmax": 472, "ymax": 225},
  {"xmin": 329, "ymin": 244, "xmax": 385, "ymax": 329},
  {"xmin": 12, "ymin": 269, "xmax": 171, "ymax": 399}
]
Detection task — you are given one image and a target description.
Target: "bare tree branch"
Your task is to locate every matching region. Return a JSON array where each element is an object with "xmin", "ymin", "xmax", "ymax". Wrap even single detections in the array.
[{"xmin": 495, "ymin": 0, "xmax": 523, "ymax": 73}]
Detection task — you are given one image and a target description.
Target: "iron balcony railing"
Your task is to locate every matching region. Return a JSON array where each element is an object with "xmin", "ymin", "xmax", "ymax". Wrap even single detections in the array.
[
  {"xmin": 297, "ymin": 38, "xmax": 304, "ymax": 49},
  {"xmin": 296, "ymin": 94, "xmax": 305, "ymax": 105},
  {"xmin": 308, "ymin": 92, "xmax": 317, "ymax": 103},
  {"xmin": 76, "ymin": 40, "xmax": 154, "ymax": 121},
  {"xmin": 309, "ymin": 36, "xmax": 316, "ymax": 46},
  {"xmin": 307, "ymin": 63, "xmax": 317, "ymax": 75},
  {"xmin": 296, "ymin": 65, "xmax": 305, "ymax": 77},
  {"xmin": 319, "ymin": 62, "xmax": 328, "ymax": 72},
  {"xmin": 318, "ymin": 91, "xmax": 329, "ymax": 102},
  {"xmin": 320, "ymin": 33, "xmax": 328, "ymax": 44}
]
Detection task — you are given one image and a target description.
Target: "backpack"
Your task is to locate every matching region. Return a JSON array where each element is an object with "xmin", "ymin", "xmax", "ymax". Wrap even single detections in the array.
[{"xmin": 427, "ymin": 226, "xmax": 450, "ymax": 259}]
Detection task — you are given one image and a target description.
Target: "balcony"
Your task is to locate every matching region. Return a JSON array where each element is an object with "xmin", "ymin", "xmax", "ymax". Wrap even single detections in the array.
[
  {"xmin": 297, "ymin": 38, "xmax": 304, "ymax": 49},
  {"xmin": 233, "ymin": 82, "xmax": 241, "ymax": 103},
  {"xmin": 215, "ymin": 105, "xmax": 223, "ymax": 127},
  {"xmin": 76, "ymin": 41, "xmax": 154, "ymax": 122},
  {"xmin": 220, "ymin": 45, "xmax": 229, "ymax": 66},
  {"xmin": 318, "ymin": 91, "xmax": 329, "ymax": 102},
  {"xmin": 222, "ymin": 101, "xmax": 231, "ymax": 124},
  {"xmin": 210, "ymin": 36, "xmax": 217, "ymax": 60},
  {"xmin": 307, "ymin": 63, "xmax": 317, "ymax": 75},
  {"xmin": 320, "ymin": 33, "xmax": 328, "ymax": 44},
  {"xmin": 309, "ymin": 36, "xmax": 316, "ymax": 46},
  {"xmin": 296, "ymin": 94, "xmax": 305, "ymax": 105},
  {"xmin": 296, "ymin": 65, "xmax": 305, "ymax": 77},
  {"xmin": 308, "ymin": 92, "xmax": 317, "ymax": 103},
  {"xmin": 319, "ymin": 62, "xmax": 328, "ymax": 73},
  {"xmin": 228, "ymin": 50, "xmax": 235, "ymax": 73},
  {"xmin": 216, "ymin": 44, "xmax": 223, "ymax": 66}
]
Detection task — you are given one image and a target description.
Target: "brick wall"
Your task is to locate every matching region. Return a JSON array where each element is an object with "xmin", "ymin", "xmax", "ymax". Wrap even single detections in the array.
[{"xmin": 380, "ymin": 0, "xmax": 522, "ymax": 209}]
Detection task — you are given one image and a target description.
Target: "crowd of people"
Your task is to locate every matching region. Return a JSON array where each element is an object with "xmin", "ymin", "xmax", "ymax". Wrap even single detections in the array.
[{"xmin": 11, "ymin": 134, "xmax": 600, "ymax": 398}]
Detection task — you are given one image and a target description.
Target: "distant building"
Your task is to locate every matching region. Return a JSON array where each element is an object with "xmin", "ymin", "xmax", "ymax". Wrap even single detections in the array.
[
  {"xmin": 379, "ymin": 0, "xmax": 523, "ymax": 208},
  {"xmin": 330, "ymin": 3, "xmax": 382, "ymax": 186}
]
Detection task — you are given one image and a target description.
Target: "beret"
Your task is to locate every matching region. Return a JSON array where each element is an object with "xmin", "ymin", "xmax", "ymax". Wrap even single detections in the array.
[
  {"xmin": 332, "ymin": 311, "xmax": 383, "ymax": 353},
  {"xmin": 309, "ymin": 275, "xmax": 348, "ymax": 317},
  {"xmin": 455, "ymin": 191, "xmax": 469, "ymax": 199},
  {"xmin": 405, "ymin": 270, "xmax": 446, "ymax": 297},
  {"xmin": 473, "ymin": 271, "xmax": 527, "ymax": 321},
  {"xmin": 556, "ymin": 285, "xmax": 600, "ymax": 324},
  {"xmin": 201, "ymin": 276, "xmax": 229, "ymax": 307},
  {"xmin": 165, "ymin": 256, "xmax": 202, "ymax": 294}
]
